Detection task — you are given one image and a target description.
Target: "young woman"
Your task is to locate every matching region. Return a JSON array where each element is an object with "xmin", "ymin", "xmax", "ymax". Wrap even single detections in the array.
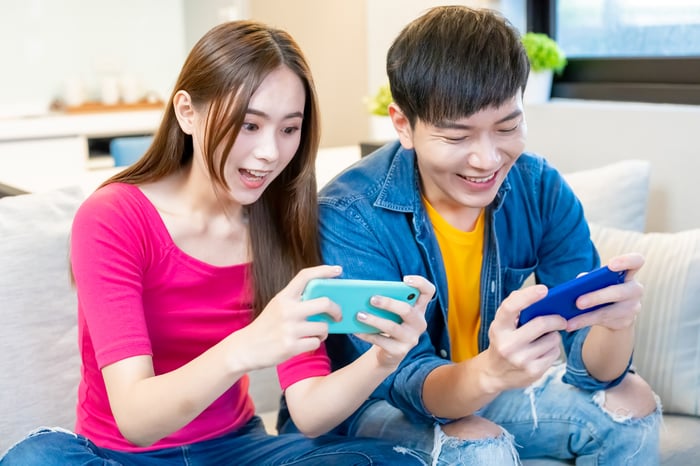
[{"xmin": 0, "ymin": 20, "xmax": 432, "ymax": 465}]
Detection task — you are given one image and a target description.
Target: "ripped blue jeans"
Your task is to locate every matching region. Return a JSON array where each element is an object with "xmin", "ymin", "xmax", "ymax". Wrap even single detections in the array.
[
  {"xmin": 348, "ymin": 365, "xmax": 662, "ymax": 465},
  {"xmin": 0, "ymin": 416, "xmax": 424, "ymax": 466}
]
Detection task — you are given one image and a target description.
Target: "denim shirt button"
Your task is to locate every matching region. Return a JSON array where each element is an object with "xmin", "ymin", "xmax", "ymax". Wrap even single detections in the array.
[{"xmin": 439, "ymin": 349, "xmax": 448, "ymax": 358}]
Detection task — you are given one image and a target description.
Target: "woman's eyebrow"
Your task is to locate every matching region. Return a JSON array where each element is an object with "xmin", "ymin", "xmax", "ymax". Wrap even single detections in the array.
[{"xmin": 246, "ymin": 108, "xmax": 304, "ymax": 119}]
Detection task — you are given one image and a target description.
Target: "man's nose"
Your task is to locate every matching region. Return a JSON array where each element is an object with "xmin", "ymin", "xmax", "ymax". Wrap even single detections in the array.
[{"xmin": 467, "ymin": 135, "xmax": 501, "ymax": 168}]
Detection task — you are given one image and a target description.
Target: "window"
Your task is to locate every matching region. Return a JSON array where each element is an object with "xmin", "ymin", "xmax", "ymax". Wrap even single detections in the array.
[{"xmin": 527, "ymin": 0, "xmax": 700, "ymax": 105}]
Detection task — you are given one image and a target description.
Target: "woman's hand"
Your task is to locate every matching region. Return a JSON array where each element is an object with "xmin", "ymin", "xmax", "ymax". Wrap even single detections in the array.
[
  {"xmin": 235, "ymin": 265, "xmax": 343, "ymax": 370},
  {"xmin": 354, "ymin": 275, "xmax": 434, "ymax": 369}
]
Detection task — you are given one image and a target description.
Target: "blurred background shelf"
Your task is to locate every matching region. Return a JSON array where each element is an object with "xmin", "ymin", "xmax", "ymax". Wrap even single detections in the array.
[{"xmin": 60, "ymin": 100, "xmax": 164, "ymax": 114}]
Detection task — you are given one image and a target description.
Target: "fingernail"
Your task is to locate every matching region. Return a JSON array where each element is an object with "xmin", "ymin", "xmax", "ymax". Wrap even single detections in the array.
[{"xmin": 357, "ymin": 312, "xmax": 368, "ymax": 321}]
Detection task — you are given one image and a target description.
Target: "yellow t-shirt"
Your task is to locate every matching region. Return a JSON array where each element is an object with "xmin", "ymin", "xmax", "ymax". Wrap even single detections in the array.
[{"xmin": 424, "ymin": 198, "xmax": 484, "ymax": 362}]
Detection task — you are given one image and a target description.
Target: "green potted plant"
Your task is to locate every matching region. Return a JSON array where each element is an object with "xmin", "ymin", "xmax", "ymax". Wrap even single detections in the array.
[
  {"xmin": 522, "ymin": 32, "xmax": 567, "ymax": 74},
  {"xmin": 366, "ymin": 83, "xmax": 392, "ymax": 117},
  {"xmin": 521, "ymin": 32, "xmax": 567, "ymax": 103},
  {"xmin": 365, "ymin": 83, "xmax": 396, "ymax": 141}
]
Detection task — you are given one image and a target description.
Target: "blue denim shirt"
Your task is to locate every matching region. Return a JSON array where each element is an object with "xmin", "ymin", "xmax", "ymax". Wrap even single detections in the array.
[{"xmin": 319, "ymin": 141, "xmax": 630, "ymax": 424}]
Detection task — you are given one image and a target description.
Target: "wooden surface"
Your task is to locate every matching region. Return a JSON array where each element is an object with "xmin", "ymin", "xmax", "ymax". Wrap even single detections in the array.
[{"xmin": 61, "ymin": 100, "xmax": 165, "ymax": 114}]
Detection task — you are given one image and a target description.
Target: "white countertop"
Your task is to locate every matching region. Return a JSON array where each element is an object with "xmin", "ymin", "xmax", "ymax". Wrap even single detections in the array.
[{"xmin": 0, "ymin": 109, "xmax": 164, "ymax": 141}]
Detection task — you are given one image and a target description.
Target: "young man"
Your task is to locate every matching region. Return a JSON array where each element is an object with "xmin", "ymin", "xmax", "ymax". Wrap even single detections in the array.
[{"xmin": 281, "ymin": 5, "xmax": 661, "ymax": 465}]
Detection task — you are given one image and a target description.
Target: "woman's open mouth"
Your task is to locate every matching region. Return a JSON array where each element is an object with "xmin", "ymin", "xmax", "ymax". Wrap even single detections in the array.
[{"xmin": 239, "ymin": 168, "xmax": 270, "ymax": 189}]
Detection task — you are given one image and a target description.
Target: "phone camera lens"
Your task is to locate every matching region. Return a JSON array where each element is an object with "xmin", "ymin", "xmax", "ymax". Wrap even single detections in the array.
[{"xmin": 407, "ymin": 293, "xmax": 416, "ymax": 300}]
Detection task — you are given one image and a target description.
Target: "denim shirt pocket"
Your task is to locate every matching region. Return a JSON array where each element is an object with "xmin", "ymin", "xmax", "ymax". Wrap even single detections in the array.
[{"xmin": 502, "ymin": 261, "xmax": 539, "ymax": 293}]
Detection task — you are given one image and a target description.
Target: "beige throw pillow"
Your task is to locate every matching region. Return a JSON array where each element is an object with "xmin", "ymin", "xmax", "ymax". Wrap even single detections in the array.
[
  {"xmin": 563, "ymin": 159, "xmax": 651, "ymax": 232},
  {"xmin": 589, "ymin": 222, "xmax": 700, "ymax": 416}
]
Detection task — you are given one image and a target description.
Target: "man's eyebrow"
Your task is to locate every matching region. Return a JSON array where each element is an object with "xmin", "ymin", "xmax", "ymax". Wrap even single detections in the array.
[
  {"xmin": 246, "ymin": 108, "xmax": 304, "ymax": 119},
  {"xmin": 495, "ymin": 109, "xmax": 523, "ymax": 124},
  {"xmin": 434, "ymin": 109, "xmax": 523, "ymax": 129}
]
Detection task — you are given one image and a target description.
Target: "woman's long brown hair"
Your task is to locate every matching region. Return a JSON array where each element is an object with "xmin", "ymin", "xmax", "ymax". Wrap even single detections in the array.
[{"xmin": 102, "ymin": 20, "xmax": 322, "ymax": 316}]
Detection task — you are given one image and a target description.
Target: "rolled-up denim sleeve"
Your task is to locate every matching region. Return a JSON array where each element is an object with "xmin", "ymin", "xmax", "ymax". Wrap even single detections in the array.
[
  {"xmin": 328, "ymin": 331, "xmax": 450, "ymax": 423},
  {"xmin": 561, "ymin": 327, "xmax": 632, "ymax": 390}
]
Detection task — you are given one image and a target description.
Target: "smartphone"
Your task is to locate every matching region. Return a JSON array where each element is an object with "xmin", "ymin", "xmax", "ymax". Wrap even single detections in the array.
[
  {"xmin": 303, "ymin": 278, "xmax": 419, "ymax": 334},
  {"xmin": 517, "ymin": 266, "xmax": 627, "ymax": 327}
]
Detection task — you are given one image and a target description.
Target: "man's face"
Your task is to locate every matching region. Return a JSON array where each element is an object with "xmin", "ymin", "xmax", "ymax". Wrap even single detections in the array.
[{"xmin": 395, "ymin": 94, "xmax": 527, "ymax": 229}]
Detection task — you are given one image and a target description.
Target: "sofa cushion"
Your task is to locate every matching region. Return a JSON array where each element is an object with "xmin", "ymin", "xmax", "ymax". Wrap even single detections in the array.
[
  {"xmin": 590, "ymin": 223, "xmax": 700, "ymax": 416},
  {"xmin": 0, "ymin": 185, "xmax": 284, "ymax": 453},
  {"xmin": 0, "ymin": 185, "xmax": 85, "ymax": 453},
  {"xmin": 563, "ymin": 159, "xmax": 650, "ymax": 232}
]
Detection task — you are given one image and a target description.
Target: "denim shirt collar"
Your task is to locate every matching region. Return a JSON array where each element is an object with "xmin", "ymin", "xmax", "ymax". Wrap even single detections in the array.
[{"xmin": 372, "ymin": 143, "xmax": 421, "ymax": 213}]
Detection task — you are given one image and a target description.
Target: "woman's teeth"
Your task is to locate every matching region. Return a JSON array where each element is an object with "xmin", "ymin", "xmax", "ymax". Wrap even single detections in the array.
[{"xmin": 241, "ymin": 169, "xmax": 266, "ymax": 180}]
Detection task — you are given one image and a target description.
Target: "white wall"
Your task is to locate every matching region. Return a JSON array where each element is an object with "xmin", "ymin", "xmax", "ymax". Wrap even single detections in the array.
[
  {"xmin": 0, "ymin": 0, "xmax": 186, "ymax": 115},
  {"xmin": 525, "ymin": 99, "xmax": 700, "ymax": 233},
  {"xmin": 183, "ymin": 0, "xmax": 249, "ymax": 51},
  {"xmin": 365, "ymin": 0, "xmax": 494, "ymax": 98},
  {"xmin": 247, "ymin": 0, "xmax": 368, "ymax": 148}
]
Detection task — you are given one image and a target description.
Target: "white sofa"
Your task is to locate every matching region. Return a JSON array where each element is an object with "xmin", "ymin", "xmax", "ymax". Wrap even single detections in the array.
[{"xmin": 1, "ymin": 158, "xmax": 699, "ymax": 464}]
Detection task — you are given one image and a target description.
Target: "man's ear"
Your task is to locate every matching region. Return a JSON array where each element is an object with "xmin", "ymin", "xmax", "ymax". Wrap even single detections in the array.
[
  {"xmin": 173, "ymin": 90, "xmax": 196, "ymax": 135},
  {"xmin": 388, "ymin": 103, "xmax": 414, "ymax": 149}
]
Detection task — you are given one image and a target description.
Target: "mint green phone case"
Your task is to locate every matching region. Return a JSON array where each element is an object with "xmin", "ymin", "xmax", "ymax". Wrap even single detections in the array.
[{"xmin": 303, "ymin": 278, "xmax": 419, "ymax": 333}]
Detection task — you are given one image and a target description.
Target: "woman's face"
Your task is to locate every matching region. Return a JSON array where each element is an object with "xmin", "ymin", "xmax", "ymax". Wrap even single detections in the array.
[{"xmin": 194, "ymin": 65, "xmax": 307, "ymax": 206}]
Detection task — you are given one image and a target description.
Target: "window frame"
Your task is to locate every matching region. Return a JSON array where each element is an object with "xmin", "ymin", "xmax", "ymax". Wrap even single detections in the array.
[{"xmin": 527, "ymin": 0, "xmax": 700, "ymax": 105}]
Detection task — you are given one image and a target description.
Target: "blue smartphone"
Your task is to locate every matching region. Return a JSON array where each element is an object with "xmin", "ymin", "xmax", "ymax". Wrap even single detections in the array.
[
  {"xmin": 303, "ymin": 278, "xmax": 419, "ymax": 334},
  {"xmin": 517, "ymin": 266, "xmax": 628, "ymax": 327}
]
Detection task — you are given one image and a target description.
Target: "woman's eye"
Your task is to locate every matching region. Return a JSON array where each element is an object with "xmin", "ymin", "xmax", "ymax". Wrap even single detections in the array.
[
  {"xmin": 242, "ymin": 122, "xmax": 259, "ymax": 131},
  {"xmin": 282, "ymin": 126, "xmax": 300, "ymax": 135}
]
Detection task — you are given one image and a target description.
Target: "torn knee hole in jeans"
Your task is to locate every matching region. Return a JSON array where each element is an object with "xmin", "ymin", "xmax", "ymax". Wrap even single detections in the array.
[
  {"xmin": 523, "ymin": 365, "xmax": 662, "ymax": 428},
  {"xmin": 592, "ymin": 389, "xmax": 662, "ymax": 423},
  {"xmin": 431, "ymin": 424, "xmax": 519, "ymax": 466}
]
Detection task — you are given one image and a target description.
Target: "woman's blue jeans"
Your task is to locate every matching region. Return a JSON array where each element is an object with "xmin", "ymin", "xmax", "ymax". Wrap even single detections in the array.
[
  {"xmin": 0, "ymin": 416, "xmax": 423, "ymax": 466},
  {"xmin": 345, "ymin": 365, "xmax": 662, "ymax": 465}
]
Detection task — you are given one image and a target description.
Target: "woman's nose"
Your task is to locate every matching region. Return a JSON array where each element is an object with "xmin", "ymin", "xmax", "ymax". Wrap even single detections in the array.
[{"xmin": 253, "ymin": 131, "xmax": 280, "ymax": 162}]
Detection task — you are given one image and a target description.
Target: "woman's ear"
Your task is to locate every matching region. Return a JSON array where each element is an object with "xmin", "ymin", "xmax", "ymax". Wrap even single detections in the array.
[
  {"xmin": 388, "ymin": 103, "xmax": 414, "ymax": 149},
  {"xmin": 173, "ymin": 90, "xmax": 196, "ymax": 135}
]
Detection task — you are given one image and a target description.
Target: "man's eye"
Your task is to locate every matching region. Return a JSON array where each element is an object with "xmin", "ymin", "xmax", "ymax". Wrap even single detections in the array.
[{"xmin": 499, "ymin": 123, "xmax": 520, "ymax": 133}]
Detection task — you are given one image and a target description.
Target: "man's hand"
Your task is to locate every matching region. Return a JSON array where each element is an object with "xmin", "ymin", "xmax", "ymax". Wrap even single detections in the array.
[
  {"xmin": 482, "ymin": 285, "xmax": 567, "ymax": 393},
  {"xmin": 566, "ymin": 253, "xmax": 644, "ymax": 332}
]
